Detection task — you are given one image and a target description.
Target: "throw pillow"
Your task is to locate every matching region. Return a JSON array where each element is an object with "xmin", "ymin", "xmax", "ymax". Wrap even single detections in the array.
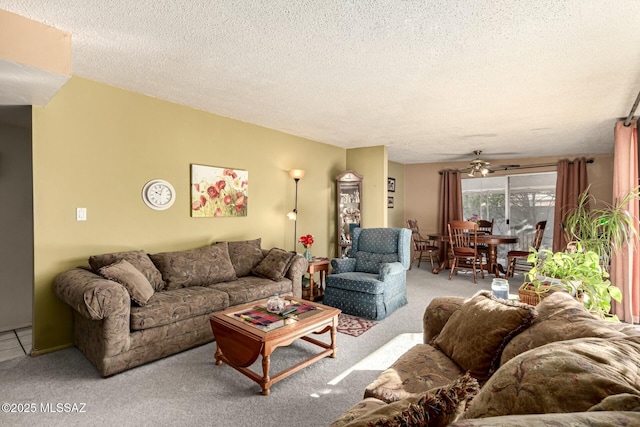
[
  {"xmin": 149, "ymin": 242, "xmax": 237, "ymax": 290},
  {"xmin": 226, "ymin": 238, "xmax": 264, "ymax": 277},
  {"xmin": 433, "ymin": 291, "xmax": 537, "ymax": 381},
  {"xmin": 463, "ymin": 336, "xmax": 640, "ymax": 419},
  {"xmin": 500, "ymin": 291, "xmax": 626, "ymax": 366},
  {"xmin": 343, "ymin": 373, "xmax": 479, "ymax": 427},
  {"xmin": 251, "ymin": 248, "xmax": 295, "ymax": 281},
  {"xmin": 98, "ymin": 259, "xmax": 155, "ymax": 306},
  {"xmin": 89, "ymin": 249, "xmax": 165, "ymax": 291}
]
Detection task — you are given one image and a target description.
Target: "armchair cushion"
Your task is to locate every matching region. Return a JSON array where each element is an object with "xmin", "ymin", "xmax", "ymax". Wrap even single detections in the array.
[
  {"xmin": 379, "ymin": 262, "xmax": 405, "ymax": 281},
  {"xmin": 355, "ymin": 252, "xmax": 399, "ymax": 274},
  {"xmin": 331, "ymin": 257, "xmax": 356, "ymax": 273},
  {"xmin": 89, "ymin": 250, "xmax": 165, "ymax": 291},
  {"xmin": 98, "ymin": 259, "xmax": 155, "ymax": 306},
  {"xmin": 251, "ymin": 247, "xmax": 295, "ymax": 281}
]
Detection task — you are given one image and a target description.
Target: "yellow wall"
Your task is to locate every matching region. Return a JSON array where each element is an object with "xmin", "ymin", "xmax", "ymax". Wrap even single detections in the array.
[
  {"xmin": 404, "ymin": 154, "xmax": 614, "ymax": 235},
  {"xmin": 387, "ymin": 161, "xmax": 405, "ymax": 228},
  {"xmin": 346, "ymin": 146, "xmax": 388, "ymax": 228},
  {"xmin": 32, "ymin": 77, "xmax": 346, "ymax": 354}
]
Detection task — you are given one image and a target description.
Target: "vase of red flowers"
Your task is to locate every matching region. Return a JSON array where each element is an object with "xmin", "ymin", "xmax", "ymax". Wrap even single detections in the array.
[{"xmin": 299, "ymin": 234, "xmax": 314, "ymax": 261}]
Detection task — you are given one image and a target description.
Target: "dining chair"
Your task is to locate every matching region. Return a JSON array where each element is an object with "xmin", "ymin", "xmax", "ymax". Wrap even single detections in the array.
[
  {"xmin": 448, "ymin": 220, "xmax": 484, "ymax": 283},
  {"xmin": 406, "ymin": 219, "xmax": 439, "ymax": 270},
  {"xmin": 474, "ymin": 219, "xmax": 494, "ymax": 265},
  {"xmin": 505, "ymin": 220, "xmax": 547, "ymax": 278}
]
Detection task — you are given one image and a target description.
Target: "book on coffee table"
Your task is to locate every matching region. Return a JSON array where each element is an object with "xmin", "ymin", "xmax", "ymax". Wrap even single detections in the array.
[{"xmin": 229, "ymin": 302, "xmax": 318, "ymax": 332}]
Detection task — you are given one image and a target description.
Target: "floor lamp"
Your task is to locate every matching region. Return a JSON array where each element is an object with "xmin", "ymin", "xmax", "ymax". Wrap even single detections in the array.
[{"xmin": 287, "ymin": 169, "xmax": 305, "ymax": 251}]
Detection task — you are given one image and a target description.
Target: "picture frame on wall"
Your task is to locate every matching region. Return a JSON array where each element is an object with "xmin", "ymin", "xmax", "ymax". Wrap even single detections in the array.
[
  {"xmin": 387, "ymin": 177, "xmax": 396, "ymax": 192},
  {"xmin": 388, "ymin": 196, "xmax": 394, "ymax": 208},
  {"xmin": 190, "ymin": 164, "xmax": 248, "ymax": 217}
]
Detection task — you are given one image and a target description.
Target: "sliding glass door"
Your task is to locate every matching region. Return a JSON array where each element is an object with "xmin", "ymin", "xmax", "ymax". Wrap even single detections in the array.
[{"xmin": 462, "ymin": 172, "xmax": 556, "ymax": 263}]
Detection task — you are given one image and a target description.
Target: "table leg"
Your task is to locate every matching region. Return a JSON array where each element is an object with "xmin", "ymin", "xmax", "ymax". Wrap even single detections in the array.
[
  {"xmin": 488, "ymin": 244, "xmax": 504, "ymax": 278},
  {"xmin": 214, "ymin": 344, "xmax": 223, "ymax": 365},
  {"xmin": 330, "ymin": 321, "xmax": 337, "ymax": 358},
  {"xmin": 308, "ymin": 272, "xmax": 317, "ymax": 301},
  {"xmin": 432, "ymin": 243, "xmax": 450, "ymax": 274},
  {"xmin": 261, "ymin": 354, "xmax": 271, "ymax": 396}
]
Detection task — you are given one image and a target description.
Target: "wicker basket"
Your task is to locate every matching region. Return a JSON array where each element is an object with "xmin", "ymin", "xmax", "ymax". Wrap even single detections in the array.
[
  {"xmin": 518, "ymin": 283, "xmax": 583, "ymax": 306},
  {"xmin": 518, "ymin": 285, "xmax": 550, "ymax": 306}
]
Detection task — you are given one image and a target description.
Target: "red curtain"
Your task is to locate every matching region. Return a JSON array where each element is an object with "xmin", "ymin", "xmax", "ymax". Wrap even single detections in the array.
[
  {"xmin": 552, "ymin": 158, "xmax": 589, "ymax": 252},
  {"xmin": 611, "ymin": 120, "xmax": 640, "ymax": 324},
  {"xmin": 438, "ymin": 170, "xmax": 463, "ymax": 259}
]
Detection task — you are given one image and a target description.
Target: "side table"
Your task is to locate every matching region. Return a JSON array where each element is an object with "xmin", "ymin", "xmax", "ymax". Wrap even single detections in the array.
[{"xmin": 304, "ymin": 258, "xmax": 329, "ymax": 302}]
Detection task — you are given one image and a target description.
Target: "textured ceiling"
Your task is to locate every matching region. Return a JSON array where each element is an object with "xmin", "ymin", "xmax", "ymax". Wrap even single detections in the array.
[{"xmin": 3, "ymin": 1, "xmax": 640, "ymax": 164}]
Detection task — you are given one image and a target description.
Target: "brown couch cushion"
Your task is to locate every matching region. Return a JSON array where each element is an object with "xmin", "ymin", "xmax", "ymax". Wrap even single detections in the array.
[
  {"xmin": 227, "ymin": 238, "xmax": 264, "ymax": 277},
  {"xmin": 251, "ymin": 248, "xmax": 295, "ymax": 281},
  {"xmin": 364, "ymin": 343, "xmax": 465, "ymax": 403},
  {"xmin": 342, "ymin": 373, "xmax": 479, "ymax": 427},
  {"xmin": 500, "ymin": 291, "xmax": 627, "ymax": 366},
  {"xmin": 129, "ymin": 286, "xmax": 229, "ymax": 330},
  {"xmin": 450, "ymin": 411, "xmax": 640, "ymax": 426},
  {"xmin": 588, "ymin": 393, "xmax": 640, "ymax": 412},
  {"xmin": 209, "ymin": 275, "xmax": 292, "ymax": 306},
  {"xmin": 433, "ymin": 291, "xmax": 537, "ymax": 381},
  {"xmin": 463, "ymin": 336, "xmax": 640, "ymax": 419},
  {"xmin": 89, "ymin": 250, "xmax": 165, "ymax": 291},
  {"xmin": 98, "ymin": 259, "xmax": 155, "ymax": 306},
  {"xmin": 149, "ymin": 242, "xmax": 237, "ymax": 290}
]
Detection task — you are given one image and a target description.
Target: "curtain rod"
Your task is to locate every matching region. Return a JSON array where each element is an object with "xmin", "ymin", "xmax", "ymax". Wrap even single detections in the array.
[
  {"xmin": 438, "ymin": 158, "xmax": 595, "ymax": 175},
  {"xmin": 624, "ymin": 89, "xmax": 640, "ymax": 127}
]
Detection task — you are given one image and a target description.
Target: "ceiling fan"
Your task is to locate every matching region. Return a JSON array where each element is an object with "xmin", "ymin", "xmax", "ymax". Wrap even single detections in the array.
[{"xmin": 462, "ymin": 150, "xmax": 520, "ymax": 177}]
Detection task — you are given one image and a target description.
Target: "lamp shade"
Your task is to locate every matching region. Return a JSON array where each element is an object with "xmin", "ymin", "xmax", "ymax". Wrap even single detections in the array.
[
  {"xmin": 289, "ymin": 169, "xmax": 305, "ymax": 179},
  {"xmin": 287, "ymin": 210, "xmax": 297, "ymax": 220}
]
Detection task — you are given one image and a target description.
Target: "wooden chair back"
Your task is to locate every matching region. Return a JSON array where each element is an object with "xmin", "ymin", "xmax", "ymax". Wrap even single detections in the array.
[
  {"xmin": 447, "ymin": 220, "xmax": 478, "ymax": 257},
  {"xmin": 531, "ymin": 220, "xmax": 547, "ymax": 250},
  {"xmin": 476, "ymin": 219, "xmax": 494, "ymax": 235}
]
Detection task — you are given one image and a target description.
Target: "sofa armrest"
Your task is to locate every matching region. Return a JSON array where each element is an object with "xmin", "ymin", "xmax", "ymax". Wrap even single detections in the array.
[
  {"xmin": 378, "ymin": 262, "xmax": 405, "ymax": 281},
  {"xmin": 423, "ymin": 296, "xmax": 466, "ymax": 343},
  {"xmin": 53, "ymin": 268, "xmax": 131, "ymax": 321},
  {"xmin": 330, "ymin": 257, "xmax": 356, "ymax": 273},
  {"xmin": 285, "ymin": 254, "xmax": 308, "ymax": 298}
]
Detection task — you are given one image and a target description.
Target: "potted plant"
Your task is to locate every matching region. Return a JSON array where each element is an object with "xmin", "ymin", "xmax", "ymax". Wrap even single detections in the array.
[
  {"xmin": 562, "ymin": 185, "xmax": 640, "ymax": 270},
  {"xmin": 521, "ymin": 242, "xmax": 622, "ymax": 320}
]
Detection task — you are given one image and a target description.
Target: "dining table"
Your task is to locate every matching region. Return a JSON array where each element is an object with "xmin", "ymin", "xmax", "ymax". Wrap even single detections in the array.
[{"xmin": 426, "ymin": 233, "xmax": 518, "ymax": 278}]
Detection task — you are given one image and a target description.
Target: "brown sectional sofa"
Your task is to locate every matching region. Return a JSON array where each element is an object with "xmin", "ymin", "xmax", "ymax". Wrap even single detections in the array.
[
  {"xmin": 331, "ymin": 290, "xmax": 640, "ymax": 426},
  {"xmin": 53, "ymin": 239, "xmax": 307, "ymax": 377}
]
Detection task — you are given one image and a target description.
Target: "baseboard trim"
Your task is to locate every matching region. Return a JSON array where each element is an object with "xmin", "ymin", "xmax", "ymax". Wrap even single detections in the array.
[{"xmin": 30, "ymin": 342, "xmax": 73, "ymax": 357}]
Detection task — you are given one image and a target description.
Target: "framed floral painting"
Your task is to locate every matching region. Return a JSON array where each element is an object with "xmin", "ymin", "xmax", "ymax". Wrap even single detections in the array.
[{"xmin": 190, "ymin": 164, "xmax": 248, "ymax": 217}]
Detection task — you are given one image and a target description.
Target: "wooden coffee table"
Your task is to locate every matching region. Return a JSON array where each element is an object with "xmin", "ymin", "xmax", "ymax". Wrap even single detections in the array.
[{"xmin": 209, "ymin": 296, "xmax": 340, "ymax": 395}]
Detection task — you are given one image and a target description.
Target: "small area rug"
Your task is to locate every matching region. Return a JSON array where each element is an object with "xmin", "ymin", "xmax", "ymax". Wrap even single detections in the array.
[{"xmin": 337, "ymin": 313, "xmax": 378, "ymax": 337}]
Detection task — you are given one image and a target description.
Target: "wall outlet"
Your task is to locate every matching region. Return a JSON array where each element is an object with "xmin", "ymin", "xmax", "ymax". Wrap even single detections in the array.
[{"xmin": 76, "ymin": 208, "xmax": 87, "ymax": 221}]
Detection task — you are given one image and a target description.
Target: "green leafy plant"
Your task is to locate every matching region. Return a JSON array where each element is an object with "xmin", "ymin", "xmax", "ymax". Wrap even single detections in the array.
[
  {"xmin": 563, "ymin": 185, "xmax": 640, "ymax": 269},
  {"xmin": 524, "ymin": 242, "xmax": 622, "ymax": 321}
]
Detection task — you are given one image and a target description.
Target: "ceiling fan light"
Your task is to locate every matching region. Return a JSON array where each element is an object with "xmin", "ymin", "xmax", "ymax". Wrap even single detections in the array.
[
  {"xmin": 468, "ymin": 170, "xmax": 476, "ymax": 177},
  {"xmin": 481, "ymin": 167, "xmax": 490, "ymax": 176}
]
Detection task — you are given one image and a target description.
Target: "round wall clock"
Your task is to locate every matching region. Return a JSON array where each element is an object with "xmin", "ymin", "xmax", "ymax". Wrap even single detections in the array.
[{"xmin": 142, "ymin": 179, "xmax": 176, "ymax": 210}]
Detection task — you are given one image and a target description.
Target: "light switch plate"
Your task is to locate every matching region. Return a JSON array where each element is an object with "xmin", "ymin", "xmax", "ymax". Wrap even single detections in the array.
[{"xmin": 76, "ymin": 208, "xmax": 87, "ymax": 221}]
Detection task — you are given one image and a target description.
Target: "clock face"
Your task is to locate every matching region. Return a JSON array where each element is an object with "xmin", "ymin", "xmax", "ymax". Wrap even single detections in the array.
[{"xmin": 142, "ymin": 179, "xmax": 176, "ymax": 210}]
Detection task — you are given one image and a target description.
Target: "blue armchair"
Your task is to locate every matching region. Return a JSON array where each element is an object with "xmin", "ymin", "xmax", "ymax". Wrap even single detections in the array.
[{"xmin": 323, "ymin": 227, "xmax": 411, "ymax": 320}]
